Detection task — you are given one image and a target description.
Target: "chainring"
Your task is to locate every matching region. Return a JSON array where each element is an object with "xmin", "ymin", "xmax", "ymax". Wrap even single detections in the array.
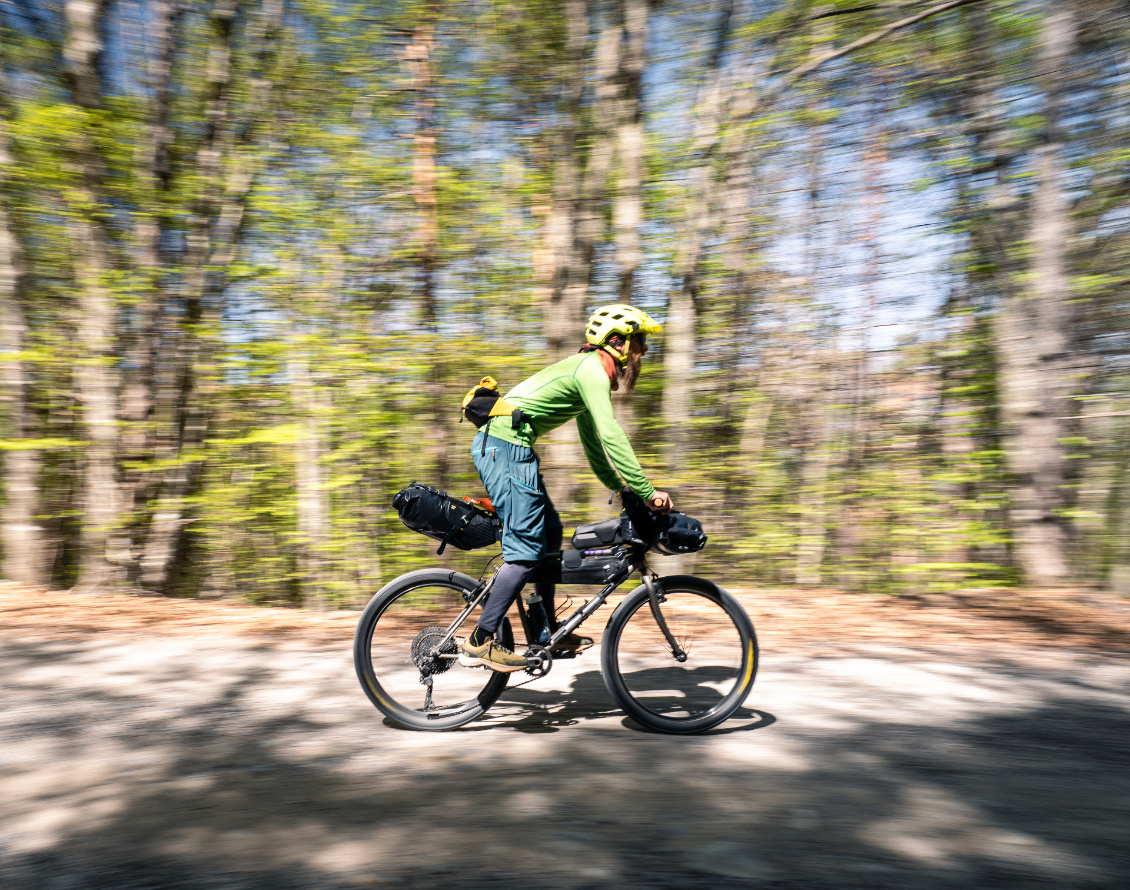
[
  {"xmin": 411, "ymin": 626, "xmax": 457, "ymax": 676},
  {"xmin": 523, "ymin": 644, "xmax": 553, "ymax": 678}
]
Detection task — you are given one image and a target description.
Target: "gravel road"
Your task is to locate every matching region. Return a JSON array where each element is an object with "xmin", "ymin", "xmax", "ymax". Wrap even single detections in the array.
[{"xmin": 1, "ymin": 589, "xmax": 1128, "ymax": 889}]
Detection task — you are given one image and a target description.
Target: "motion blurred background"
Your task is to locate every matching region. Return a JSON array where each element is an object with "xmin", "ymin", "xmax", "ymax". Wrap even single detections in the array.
[{"xmin": 0, "ymin": 0, "xmax": 1127, "ymax": 605}]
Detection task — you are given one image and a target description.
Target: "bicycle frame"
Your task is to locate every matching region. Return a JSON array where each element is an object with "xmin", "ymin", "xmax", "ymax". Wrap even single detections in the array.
[
  {"xmin": 354, "ymin": 506, "xmax": 755, "ymax": 733},
  {"xmin": 519, "ymin": 565, "xmax": 635, "ymax": 647},
  {"xmin": 425, "ymin": 560, "xmax": 644, "ymax": 667}
]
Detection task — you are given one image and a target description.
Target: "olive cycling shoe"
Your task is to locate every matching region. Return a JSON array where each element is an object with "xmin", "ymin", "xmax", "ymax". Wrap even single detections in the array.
[
  {"xmin": 552, "ymin": 631, "xmax": 594, "ymax": 653},
  {"xmin": 459, "ymin": 637, "xmax": 529, "ymax": 673}
]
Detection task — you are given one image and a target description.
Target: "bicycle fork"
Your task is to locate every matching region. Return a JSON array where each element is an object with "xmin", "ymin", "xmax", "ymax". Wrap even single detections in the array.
[{"xmin": 644, "ymin": 574, "xmax": 687, "ymax": 662}]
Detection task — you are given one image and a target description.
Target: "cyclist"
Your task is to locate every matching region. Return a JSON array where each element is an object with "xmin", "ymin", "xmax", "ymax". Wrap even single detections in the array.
[{"xmin": 460, "ymin": 304, "xmax": 673, "ymax": 672}]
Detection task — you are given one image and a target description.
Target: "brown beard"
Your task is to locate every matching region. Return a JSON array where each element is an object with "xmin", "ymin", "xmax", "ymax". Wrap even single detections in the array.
[{"xmin": 621, "ymin": 351, "xmax": 642, "ymax": 392}]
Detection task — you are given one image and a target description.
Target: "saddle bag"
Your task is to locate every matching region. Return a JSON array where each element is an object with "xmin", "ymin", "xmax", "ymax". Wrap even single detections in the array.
[{"xmin": 392, "ymin": 483, "xmax": 502, "ymax": 554}]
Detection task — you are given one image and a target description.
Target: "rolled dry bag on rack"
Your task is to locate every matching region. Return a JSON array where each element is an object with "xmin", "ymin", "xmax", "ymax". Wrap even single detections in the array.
[{"xmin": 393, "ymin": 483, "xmax": 502, "ymax": 554}]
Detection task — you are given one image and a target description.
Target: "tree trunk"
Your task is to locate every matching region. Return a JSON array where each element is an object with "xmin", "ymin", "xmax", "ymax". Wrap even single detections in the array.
[
  {"xmin": 611, "ymin": 0, "xmax": 650, "ymax": 301},
  {"xmin": 290, "ymin": 355, "xmax": 330, "ymax": 608},
  {"xmin": 139, "ymin": 0, "xmax": 237, "ymax": 591},
  {"xmin": 63, "ymin": 0, "xmax": 129, "ymax": 589},
  {"xmin": 139, "ymin": 0, "xmax": 281, "ymax": 592},
  {"xmin": 796, "ymin": 436, "xmax": 831, "ymax": 587},
  {"xmin": 543, "ymin": 0, "xmax": 588, "ymax": 363},
  {"xmin": 406, "ymin": 13, "xmax": 450, "ymax": 490},
  {"xmin": 542, "ymin": 0, "xmax": 615, "ymax": 512},
  {"xmin": 121, "ymin": 0, "xmax": 185, "ymax": 589},
  {"xmin": 794, "ymin": 105, "xmax": 830, "ymax": 586},
  {"xmin": 121, "ymin": 0, "xmax": 184, "ymax": 475},
  {"xmin": 662, "ymin": 0, "xmax": 733, "ymax": 480},
  {"xmin": 738, "ymin": 376, "xmax": 772, "ymax": 492},
  {"xmin": 996, "ymin": 3, "xmax": 1075, "ymax": 585},
  {"xmin": 0, "ymin": 79, "xmax": 47, "ymax": 584}
]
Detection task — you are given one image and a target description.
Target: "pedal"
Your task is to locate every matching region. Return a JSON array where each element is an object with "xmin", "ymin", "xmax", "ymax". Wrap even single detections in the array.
[{"xmin": 551, "ymin": 649, "xmax": 579, "ymax": 659}]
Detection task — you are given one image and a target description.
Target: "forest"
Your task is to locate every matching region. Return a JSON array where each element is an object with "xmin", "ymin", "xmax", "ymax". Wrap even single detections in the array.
[{"xmin": 0, "ymin": 0, "xmax": 1127, "ymax": 606}]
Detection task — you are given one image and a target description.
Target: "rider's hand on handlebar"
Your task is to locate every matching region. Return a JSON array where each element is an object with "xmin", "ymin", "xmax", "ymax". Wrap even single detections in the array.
[{"xmin": 617, "ymin": 486, "xmax": 673, "ymax": 513}]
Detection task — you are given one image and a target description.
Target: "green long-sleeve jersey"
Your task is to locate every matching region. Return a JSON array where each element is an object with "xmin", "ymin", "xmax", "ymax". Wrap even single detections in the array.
[{"xmin": 484, "ymin": 351, "xmax": 656, "ymax": 500}]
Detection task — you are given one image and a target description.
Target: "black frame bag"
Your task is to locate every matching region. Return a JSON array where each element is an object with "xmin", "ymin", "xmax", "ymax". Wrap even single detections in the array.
[{"xmin": 393, "ymin": 483, "xmax": 502, "ymax": 554}]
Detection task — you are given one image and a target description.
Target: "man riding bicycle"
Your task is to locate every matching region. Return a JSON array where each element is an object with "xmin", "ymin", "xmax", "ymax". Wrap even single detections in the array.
[{"xmin": 459, "ymin": 304, "xmax": 673, "ymax": 673}]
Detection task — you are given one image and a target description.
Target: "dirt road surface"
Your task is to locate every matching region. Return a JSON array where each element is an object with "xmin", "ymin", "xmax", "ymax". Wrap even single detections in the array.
[{"xmin": 2, "ymin": 584, "xmax": 1128, "ymax": 889}]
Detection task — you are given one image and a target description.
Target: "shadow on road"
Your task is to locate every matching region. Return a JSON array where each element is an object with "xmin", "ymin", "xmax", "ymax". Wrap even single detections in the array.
[{"xmin": 1, "ymin": 637, "xmax": 1127, "ymax": 889}]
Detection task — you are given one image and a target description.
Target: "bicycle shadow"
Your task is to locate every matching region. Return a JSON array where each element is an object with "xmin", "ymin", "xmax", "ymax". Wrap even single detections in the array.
[
  {"xmin": 621, "ymin": 706, "xmax": 777, "ymax": 735},
  {"xmin": 424, "ymin": 666, "xmax": 776, "ymax": 735}
]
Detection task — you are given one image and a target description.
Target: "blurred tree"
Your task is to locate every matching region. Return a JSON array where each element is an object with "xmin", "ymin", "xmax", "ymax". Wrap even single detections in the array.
[
  {"xmin": 0, "ymin": 0, "xmax": 1127, "ymax": 601},
  {"xmin": 61, "ymin": 0, "xmax": 130, "ymax": 588},
  {"xmin": 139, "ymin": 0, "xmax": 283, "ymax": 593},
  {"xmin": 994, "ymin": 1, "xmax": 1076, "ymax": 585},
  {"xmin": 0, "ymin": 30, "xmax": 47, "ymax": 584}
]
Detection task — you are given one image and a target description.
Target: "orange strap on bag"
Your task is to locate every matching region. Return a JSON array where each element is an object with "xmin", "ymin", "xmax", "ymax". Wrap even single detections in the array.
[{"xmin": 462, "ymin": 496, "xmax": 495, "ymax": 515}]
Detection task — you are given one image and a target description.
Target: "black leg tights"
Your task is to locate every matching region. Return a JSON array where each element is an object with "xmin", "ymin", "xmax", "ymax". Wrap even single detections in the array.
[
  {"xmin": 536, "ymin": 526, "xmax": 563, "ymax": 630},
  {"xmin": 475, "ymin": 560, "xmax": 536, "ymax": 638},
  {"xmin": 474, "ymin": 525, "xmax": 563, "ymax": 640}
]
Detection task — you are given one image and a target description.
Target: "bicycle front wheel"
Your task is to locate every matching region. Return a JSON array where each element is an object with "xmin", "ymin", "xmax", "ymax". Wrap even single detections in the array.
[
  {"xmin": 601, "ymin": 576, "xmax": 758, "ymax": 734},
  {"xmin": 354, "ymin": 569, "xmax": 513, "ymax": 730}
]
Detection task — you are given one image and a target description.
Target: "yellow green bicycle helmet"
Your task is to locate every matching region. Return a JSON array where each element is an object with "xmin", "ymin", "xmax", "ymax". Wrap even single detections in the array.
[{"xmin": 584, "ymin": 304, "xmax": 663, "ymax": 355}]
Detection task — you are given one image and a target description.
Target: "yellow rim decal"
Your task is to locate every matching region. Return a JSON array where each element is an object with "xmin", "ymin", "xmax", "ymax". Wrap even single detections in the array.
[
  {"xmin": 740, "ymin": 639, "xmax": 755, "ymax": 689},
  {"xmin": 364, "ymin": 672, "xmax": 392, "ymax": 710}
]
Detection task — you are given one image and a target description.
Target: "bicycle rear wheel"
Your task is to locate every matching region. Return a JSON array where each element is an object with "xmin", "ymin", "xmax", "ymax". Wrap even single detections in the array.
[
  {"xmin": 353, "ymin": 569, "xmax": 513, "ymax": 730},
  {"xmin": 601, "ymin": 576, "xmax": 757, "ymax": 734}
]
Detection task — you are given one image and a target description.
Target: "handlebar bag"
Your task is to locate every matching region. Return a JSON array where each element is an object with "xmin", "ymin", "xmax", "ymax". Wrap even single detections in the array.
[
  {"xmin": 393, "ymin": 483, "xmax": 502, "ymax": 554},
  {"xmin": 620, "ymin": 492, "xmax": 708, "ymax": 555},
  {"xmin": 652, "ymin": 512, "xmax": 708, "ymax": 554}
]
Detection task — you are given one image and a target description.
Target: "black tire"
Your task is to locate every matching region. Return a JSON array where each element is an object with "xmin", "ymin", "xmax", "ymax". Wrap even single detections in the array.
[
  {"xmin": 353, "ymin": 569, "xmax": 513, "ymax": 730},
  {"xmin": 600, "ymin": 576, "xmax": 758, "ymax": 734}
]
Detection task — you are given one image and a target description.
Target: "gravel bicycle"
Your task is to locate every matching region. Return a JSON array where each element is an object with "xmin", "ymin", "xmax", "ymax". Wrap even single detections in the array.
[{"xmin": 353, "ymin": 499, "xmax": 758, "ymax": 734}]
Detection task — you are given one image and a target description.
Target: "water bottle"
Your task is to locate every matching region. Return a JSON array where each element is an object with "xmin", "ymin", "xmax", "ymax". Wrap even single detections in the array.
[{"xmin": 525, "ymin": 593, "xmax": 551, "ymax": 645}]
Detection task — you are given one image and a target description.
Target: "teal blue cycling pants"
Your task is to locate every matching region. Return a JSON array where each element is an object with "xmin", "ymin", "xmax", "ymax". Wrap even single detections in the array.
[{"xmin": 472, "ymin": 431, "xmax": 562, "ymax": 563}]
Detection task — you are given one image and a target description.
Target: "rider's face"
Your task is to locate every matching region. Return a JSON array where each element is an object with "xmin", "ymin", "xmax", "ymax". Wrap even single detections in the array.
[{"xmin": 622, "ymin": 335, "xmax": 646, "ymax": 391}]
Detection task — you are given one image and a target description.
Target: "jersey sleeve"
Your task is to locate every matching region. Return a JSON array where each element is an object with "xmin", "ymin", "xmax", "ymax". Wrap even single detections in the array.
[
  {"xmin": 576, "ymin": 412, "xmax": 626, "ymax": 492},
  {"xmin": 574, "ymin": 356, "xmax": 657, "ymax": 500}
]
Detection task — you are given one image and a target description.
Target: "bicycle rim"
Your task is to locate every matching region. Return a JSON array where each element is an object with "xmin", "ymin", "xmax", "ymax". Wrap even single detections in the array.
[
  {"xmin": 604, "ymin": 580, "xmax": 756, "ymax": 733},
  {"xmin": 355, "ymin": 572, "xmax": 511, "ymax": 730}
]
